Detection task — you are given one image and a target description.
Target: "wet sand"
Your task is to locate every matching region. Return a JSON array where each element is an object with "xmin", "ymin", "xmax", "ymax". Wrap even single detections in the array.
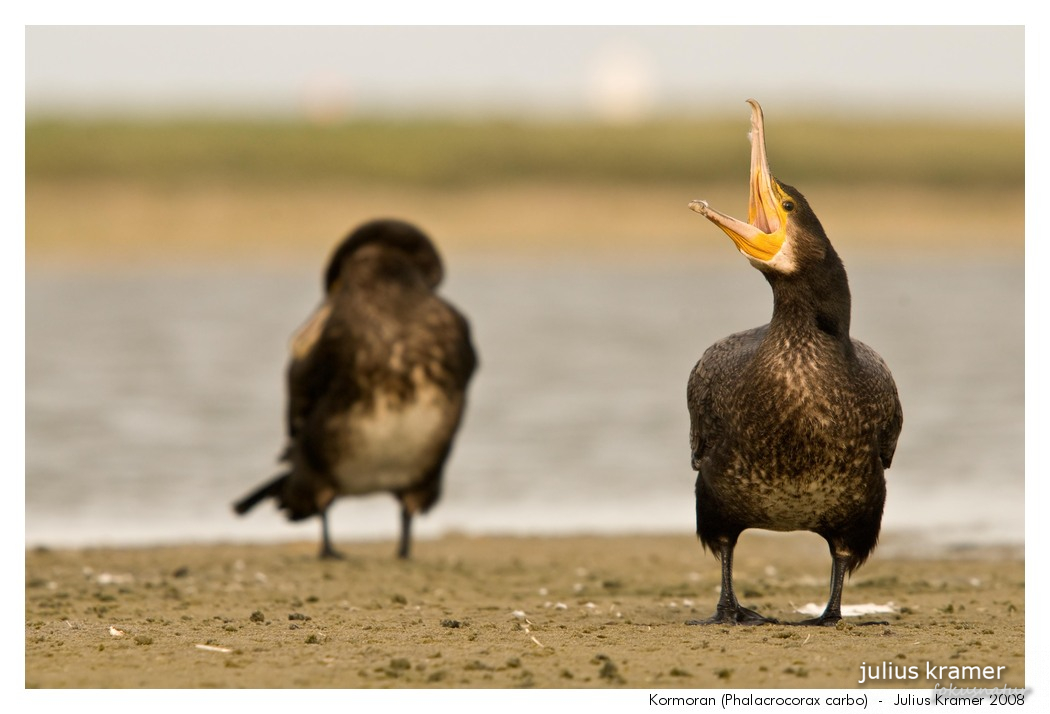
[{"xmin": 25, "ymin": 532, "xmax": 1024, "ymax": 689}]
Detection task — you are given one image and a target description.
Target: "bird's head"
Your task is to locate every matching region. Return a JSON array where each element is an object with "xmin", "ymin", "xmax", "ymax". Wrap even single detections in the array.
[
  {"xmin": 689, "ymin": 99, "xmax": 830, "ymax": 275},
  {"xmin": 324, "ymin": 219, "xmax": 445, "ymax": 293}
]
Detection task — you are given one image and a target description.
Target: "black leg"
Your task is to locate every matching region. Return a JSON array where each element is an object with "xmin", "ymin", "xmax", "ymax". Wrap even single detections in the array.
[
  {"xmin": 823, "ymin": 550, "xmax": 848, "ymax": 622},
  {"xmin": 318, "ymin": 510, "xmax": 343, "ymax": 560},
  {"xmin": 687, "ymin": 537, "xmax": 776, "ymax": 625},
  {"xmin": 397, "ymin": 507, "xmax": 412, "ymax": 560},
  {"xmin": 792, "ymin": 549, "xmax": 886, "ymax": 627},
  {"xmin": 793, "ymin": 551, "xmax": 848, "ymax": 626}
]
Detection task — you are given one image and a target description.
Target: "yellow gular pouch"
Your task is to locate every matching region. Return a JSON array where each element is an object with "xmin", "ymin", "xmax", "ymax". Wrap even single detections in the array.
[{"xmin": 690, "ymin": 98, "xmax": 801, "ymax": 268}]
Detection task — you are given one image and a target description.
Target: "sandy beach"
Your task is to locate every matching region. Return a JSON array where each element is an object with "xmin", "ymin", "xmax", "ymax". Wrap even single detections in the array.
[
  {"xmin": 25, "ymin": 181, "xmax": 1024, "ymax": 268},
  {"xmin": 25, "ymin": 532, "xmax": 1024, "ymax": 689}
]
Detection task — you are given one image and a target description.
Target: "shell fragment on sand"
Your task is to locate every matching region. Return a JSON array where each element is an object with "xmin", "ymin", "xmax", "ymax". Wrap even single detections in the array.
[{"xmin": 795, "ymin": 602, "xmax": 897, "ymax": 617}]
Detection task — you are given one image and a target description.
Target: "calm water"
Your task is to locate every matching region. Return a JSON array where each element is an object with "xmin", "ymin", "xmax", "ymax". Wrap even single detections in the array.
[{"xmin": 25, "ymin": 253, "xmax": 1024, "ymax": 551}]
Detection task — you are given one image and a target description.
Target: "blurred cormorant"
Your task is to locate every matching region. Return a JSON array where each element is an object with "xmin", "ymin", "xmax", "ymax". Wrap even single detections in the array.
[{"xmin": 234, "ymin": 219, "xmax": 477, "ymax": 559}]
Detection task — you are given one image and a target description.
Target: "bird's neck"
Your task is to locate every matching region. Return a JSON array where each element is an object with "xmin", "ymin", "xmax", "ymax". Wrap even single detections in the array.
[{"xmin": 764, "ymin": 251, "xmax": 853, "ymax": 348}]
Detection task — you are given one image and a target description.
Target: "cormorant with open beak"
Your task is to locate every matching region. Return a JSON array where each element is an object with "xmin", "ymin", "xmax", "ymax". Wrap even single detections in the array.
[
  {"xmin": 686, "ymin": 100, "xmax": 903, "ymax": 625},
  {"xmin": 234, "ymin": 219, "xmax": 477, "ymax": 559}
]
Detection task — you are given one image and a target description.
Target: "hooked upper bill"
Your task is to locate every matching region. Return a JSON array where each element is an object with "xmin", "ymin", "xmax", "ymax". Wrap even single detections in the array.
[{"xmin": 689, "ymin": 99, "xmax": 790, "ymax": 263}]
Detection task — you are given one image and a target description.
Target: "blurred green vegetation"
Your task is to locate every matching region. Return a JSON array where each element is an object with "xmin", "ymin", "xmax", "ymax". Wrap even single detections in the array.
[{"xmin": 26, "ymin": 117, "xmax": 1023, "ymax": 189}]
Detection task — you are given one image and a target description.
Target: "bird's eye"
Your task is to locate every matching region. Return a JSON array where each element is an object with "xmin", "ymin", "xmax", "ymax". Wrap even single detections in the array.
[{"xmin": 782, "ymin": 200, "xmax": 795, "ymax": 212}]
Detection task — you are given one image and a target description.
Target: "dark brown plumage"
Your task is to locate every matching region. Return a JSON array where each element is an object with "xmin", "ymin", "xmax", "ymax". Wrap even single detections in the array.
[
  {"xmin": 234, "ymin": 219, "xmax": 477, "ymax": 559},
  {"xmin": 686, "ymin": 101, "xmax": 902, "ymax": 625}
]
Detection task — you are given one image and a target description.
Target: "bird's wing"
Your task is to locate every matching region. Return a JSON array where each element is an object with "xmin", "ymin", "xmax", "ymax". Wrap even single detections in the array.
[
  {"xmin": 687, "ymin": 326, "xmax": 766, "ymax": 470},
  {"xmin": 285, "ymin": 298, "xmax": 356, "ymax": 445},
  {"xmin": 401, "ymin": 295, "xmax": 479, "ymax": 394},
  {"xmin": 447, "ymin": 303, "xmax": 479, "ymax": 388},
  {"xmin": 852, "ymin": 340, "xmax": 904, "ymax": 469}
]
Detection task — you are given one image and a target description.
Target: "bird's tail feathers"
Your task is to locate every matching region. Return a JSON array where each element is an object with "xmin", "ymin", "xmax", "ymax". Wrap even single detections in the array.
[{"xmin": 233, "ymin": 472, "xmax": 291, "ymax": 515}]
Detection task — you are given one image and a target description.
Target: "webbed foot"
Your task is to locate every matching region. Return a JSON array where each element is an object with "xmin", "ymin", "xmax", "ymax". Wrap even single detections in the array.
[
  {"xmin": 687, "ymin": 605, "xmax": 778, "ymax": 626},
  {"xmin": 319, "ymin": 545, "xmax": 345, "ymax": 560}
]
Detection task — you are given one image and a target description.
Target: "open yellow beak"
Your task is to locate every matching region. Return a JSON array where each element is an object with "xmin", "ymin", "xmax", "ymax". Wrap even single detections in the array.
[{"xmin": 689, "ymin": 99, "xmax": 788, "ymax": 262}]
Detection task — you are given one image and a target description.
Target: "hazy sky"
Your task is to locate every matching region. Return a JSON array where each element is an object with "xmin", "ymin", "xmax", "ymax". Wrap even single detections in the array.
[{"xmin": 25, "ymin": 26, "xmax": 1024, "ymax": 121}]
